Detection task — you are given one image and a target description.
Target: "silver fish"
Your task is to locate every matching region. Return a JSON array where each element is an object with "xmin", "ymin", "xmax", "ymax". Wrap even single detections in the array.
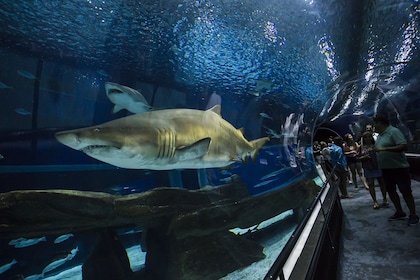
[
  {"xmin": 42, "ymin": 246, "xmax": 78, "ymax": 277},
  {"xmin": 259, "ymin": 112, "xmax": 272, "ymax": 120},
  {"xmin": 53, "ymin": 233, "xmax": 74, "ymax": 244},
  {"xmin": 14, "ymin": 108, "xmax": 31, "ymax": 115},
  {"xmin": 0, "ymin": 259, "xmax": 17, "ymax": 275},
  {"xmin": 9, "ymin": 236, "xmax": 46, "ymax": 248},
  {"xmin": 252, "ymin": 178, "xmax": 278, "ymax": 188},
  {"xmin": 17, "ymin": 70, "xmax": 36, "ymax": 80},
  {"xmin": 260, "ymin": 167, "xmax": 293, "ymax": 181},
  {"xmin": 0, "ymin": 81, "xmax": 12, "ymax": 89}
]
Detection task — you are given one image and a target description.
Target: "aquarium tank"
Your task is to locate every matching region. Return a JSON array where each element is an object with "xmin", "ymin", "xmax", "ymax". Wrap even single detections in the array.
[{"xmin": 1, "ymin": 0, "xmax": 420, "ymax": 279}]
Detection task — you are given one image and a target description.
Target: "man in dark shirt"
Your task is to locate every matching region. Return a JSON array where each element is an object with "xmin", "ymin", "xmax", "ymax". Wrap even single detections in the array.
[{"xmin": 374, "ymin": 114, "xmax": 419, "ymax": 226}]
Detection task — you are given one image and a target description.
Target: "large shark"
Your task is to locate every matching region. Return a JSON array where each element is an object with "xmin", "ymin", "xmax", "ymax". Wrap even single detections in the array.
[
  {"xmin": 55, "ymin": 105, "xmax": 269, "ymax": 170},
  {"xmin": 105, "ymin": 82, "xmax": 151, "ymax": 114}
]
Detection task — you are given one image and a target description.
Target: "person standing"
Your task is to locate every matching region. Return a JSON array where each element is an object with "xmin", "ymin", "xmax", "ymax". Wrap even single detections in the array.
[
  {"xmin": 343, "ymin": 133, "xmax": 369, "ymax": 190},
  {"xmin": 330, "ymin": 136, "xmax": 351, "ymax": 198},
  {"xmin": 358, "ymin": 132, "xmax": 388, "ymax": 209},
  {"xmin": 374, "ymin": 114, "xmax": 419, "ymax": 225}
]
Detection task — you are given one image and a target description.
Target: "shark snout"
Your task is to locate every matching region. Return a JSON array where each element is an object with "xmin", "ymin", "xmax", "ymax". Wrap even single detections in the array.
[{"xmin": 55, "ymin": 131, "xmax": 85, "ymax": 150}]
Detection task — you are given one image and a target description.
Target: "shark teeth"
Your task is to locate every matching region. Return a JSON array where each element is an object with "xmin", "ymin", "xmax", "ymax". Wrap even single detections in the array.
[{"xmin": 82, "ymin": 145, "xmax": 113, "ymax": 152}]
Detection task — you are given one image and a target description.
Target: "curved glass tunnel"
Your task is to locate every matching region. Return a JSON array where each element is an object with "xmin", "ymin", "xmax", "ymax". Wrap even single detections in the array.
[{"xmin": 0, "ymin": 1, "xmax": 419, "ymax": 279}]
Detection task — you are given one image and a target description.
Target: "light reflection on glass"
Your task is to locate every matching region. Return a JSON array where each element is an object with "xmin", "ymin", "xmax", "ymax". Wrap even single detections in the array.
[
  {"xmin": 390, "ymin": 11, "xmax": 418, "ymax": 77},
  {"xmin": 318, "ymin": 35, "xmax": 339, "ymax": 81}
]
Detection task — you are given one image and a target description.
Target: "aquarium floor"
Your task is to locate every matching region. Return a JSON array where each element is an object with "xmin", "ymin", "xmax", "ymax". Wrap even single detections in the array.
[{"xmin": 338, "ymin": 178, "xmax": 420, "ymax": 280}]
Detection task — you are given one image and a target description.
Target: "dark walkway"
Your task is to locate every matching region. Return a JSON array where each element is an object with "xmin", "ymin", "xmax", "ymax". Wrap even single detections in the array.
[{"xmin": 338, "ymin": 178, "xmax": 420, "ymax": 279}]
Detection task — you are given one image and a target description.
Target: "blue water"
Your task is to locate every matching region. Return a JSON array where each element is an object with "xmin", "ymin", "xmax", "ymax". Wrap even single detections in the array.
[
  {"xmin": 2, "ymin": 0, "xmax": 418, "ymax": 279},
  {"xmin": 0, "ymin": 0, "xmax": 344, "ymax": 278}
]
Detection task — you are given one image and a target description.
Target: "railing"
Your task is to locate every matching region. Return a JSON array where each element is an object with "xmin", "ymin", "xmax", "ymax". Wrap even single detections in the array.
[{"xmin": 264, "ymin": 164, "xmax": 339, "ymax": 280}]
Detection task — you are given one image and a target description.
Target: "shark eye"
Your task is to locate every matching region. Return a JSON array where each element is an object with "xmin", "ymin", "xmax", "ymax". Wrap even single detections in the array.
[{"xmin": 94, "ymin": 128, "xmax": 101, "ymax": 133}]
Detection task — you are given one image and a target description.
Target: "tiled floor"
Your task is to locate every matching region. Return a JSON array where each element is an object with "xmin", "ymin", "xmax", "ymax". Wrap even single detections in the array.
[{"xmin": 338, "ymin": 178, "xmax": 420, "ymax": 280}]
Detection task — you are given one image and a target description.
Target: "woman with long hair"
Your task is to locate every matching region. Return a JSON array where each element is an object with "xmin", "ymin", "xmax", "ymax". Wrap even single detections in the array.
[
  {"xmin": 358, "ymin": 132, "xmax": 388, "ymax": 209},
  {"xmin": 343, "ymin": 133, "xmax": 369, "ymax": 190}
]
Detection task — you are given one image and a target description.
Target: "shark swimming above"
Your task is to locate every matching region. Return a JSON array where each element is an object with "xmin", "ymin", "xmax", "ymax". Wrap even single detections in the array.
[
  {"xmin": 105, "ymin": 82, "xmax": 151, "ymax": 114},
  {"xmin": 55, "ymin": 105, "xmax": 269, "ymax": 170}
]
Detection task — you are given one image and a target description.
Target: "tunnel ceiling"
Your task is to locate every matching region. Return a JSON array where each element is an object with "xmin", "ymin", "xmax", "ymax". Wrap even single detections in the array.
[
  {"xmin": 0, "ymin": 0, "xmax": 419, "ymax": 118},
  {"xmin": 317, "ymin": 0, "xmax": 420, "ymax": 128}
]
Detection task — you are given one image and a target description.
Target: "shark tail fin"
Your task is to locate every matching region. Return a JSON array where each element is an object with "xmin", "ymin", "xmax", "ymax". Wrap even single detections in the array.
[{"xmin": 249, "ymin": 137, "xmax": 270, "ymax": 163}]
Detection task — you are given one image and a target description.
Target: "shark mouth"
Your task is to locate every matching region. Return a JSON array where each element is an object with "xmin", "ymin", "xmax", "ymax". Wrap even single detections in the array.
[
  {"xmin": 107, "ymin": 89, "xmax": 123, "ymax": 95},
  {"xmin": 81, "ymin": 144, "xmax": 118, "ymax": 153}
]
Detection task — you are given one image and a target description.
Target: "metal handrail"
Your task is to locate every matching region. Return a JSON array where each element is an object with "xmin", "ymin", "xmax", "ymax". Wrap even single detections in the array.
[{"xmin": 264, "ymin": 164, "xmax": 339, "ymax": 280}]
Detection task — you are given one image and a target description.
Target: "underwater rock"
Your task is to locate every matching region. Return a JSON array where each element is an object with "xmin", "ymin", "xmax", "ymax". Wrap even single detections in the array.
[
  {"xmin": 0, "ymin": 177, "xmax": 319, "ymax": 279},
  {"xmin": 0, "ymin": 176, "xmax": 249, "ymax": 239},
  {"xmin": 169, "ymin": 178, "xmax": 320, "ymax": 239},
  {"xmin": 144, "ymin": 227, "xmax": 264, "ymax": 280},
  {"xmin": 0, "ymin": 177, "xmax": 318, "ymax": 240},
  {"xmin": 82, "ymin": 230, "xmax": 133, "ymax": 280}
]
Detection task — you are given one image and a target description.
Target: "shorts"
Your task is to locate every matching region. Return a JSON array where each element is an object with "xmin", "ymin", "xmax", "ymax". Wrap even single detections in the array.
[
  {"xmin": 381, "ymin": 167, "xmax": 412, "ymax": 195},
  {"xmin": 363, "ymin": 168, "xmax": 382, "ymax": 179}
]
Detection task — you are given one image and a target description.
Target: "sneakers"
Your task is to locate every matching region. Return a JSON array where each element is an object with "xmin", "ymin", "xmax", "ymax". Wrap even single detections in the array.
[
  {"xmin": 407, "ymin": 215, "xmax": 419, "ymax": 226},
  {"xmin": 388, "ymin": 212, "xmax": 407, "ymax": 221}
]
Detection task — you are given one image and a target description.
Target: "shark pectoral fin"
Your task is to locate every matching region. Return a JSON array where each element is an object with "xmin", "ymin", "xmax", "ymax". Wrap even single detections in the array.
[
  {"xmin": 175, "ymin": 137, "xmax": 211, "ymax": 162},
  {"xmin": 249, "ymin": 137, "xmax": 270, "ymax": 162},
  {"xmin": 112, "ymin": 105, "xmax": 123, "ymax": 114}
]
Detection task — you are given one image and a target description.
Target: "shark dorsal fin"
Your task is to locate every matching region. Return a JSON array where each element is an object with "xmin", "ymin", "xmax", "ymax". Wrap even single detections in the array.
[
  {"xmin": 208, "ymin": 105, "xmax": 221, "ymax": 116},
  {"xmin": 112, "ymin": 105, "xmax": 123, "ymax": 114}
]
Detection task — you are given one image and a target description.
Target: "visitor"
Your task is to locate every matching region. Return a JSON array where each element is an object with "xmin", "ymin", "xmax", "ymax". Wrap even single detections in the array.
[
  {"xmin": 343, "ymin": 133, "xmax": 369, "ymax": 190},
  {"xmin": 330, "ymin": 136, "xmax": 351, "ymax": 198},
  {"xmin": 358, "ymin": 132, "xmax": 388, "ymax": 209},
  {"xmin": 374, "ymin": 114, "xmax": 419, "ymax": 225}
]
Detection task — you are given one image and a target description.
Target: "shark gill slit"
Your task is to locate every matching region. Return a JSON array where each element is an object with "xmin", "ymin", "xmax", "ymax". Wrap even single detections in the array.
[{"xmin": 158, "ymin": 128, "xmax": 175, "ymax": 159}]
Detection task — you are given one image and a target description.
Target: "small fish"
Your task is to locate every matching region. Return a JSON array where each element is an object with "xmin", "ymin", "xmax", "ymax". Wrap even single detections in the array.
[
  {"xmin": 9, "ymin": 236, "xmax": 46, "ymax": 248},
  {"xmin": 17, "ymin": 70, "xmax": 37, "ymax": 80},
  {"xmin": 14, "ymin": 108, "xmax": 31, "ymax": 115},
  {"xmin": 41, "ymin": 246, "xmax": 78, "ymax": 277},
  {"xmin": 0, "ymin": 259, "xmax": 17, "ymax": 275},
  {"xmin": 259, "ymin": 112, "xmax": 272, "ymax": 120},
  {"xmin": 53, "ymin": 233, "xmax": 74, "ymax": 244},
  {"xmin": 260, "ymin": 167, "xmax": 292, "ymax": 181},
  {"xmin": 0, "ymin": 81, "xmax": 12, "ymax": 89},
  {"xmin": 255, "ymin": 79, "xmax": 273, "ymax": 91},
  {"xmin": 249, "ymin": 91, "xmax": 260, "ymax": 97},
  {"xmin": 229, "ymin": 210, "xmax": 293, "ymax": 235},
  {"xmin": 264, "ymin": 126, "xmax": 282, "ymax": 139},
  {"xmin": 97, "ymin": 69, "xmax": 111, "ymax": 78},
  {"xmin": 252, "ymin": 178, "xmax": 278, "ymax": 188},
  {"xmin": 23, "ymin": 273, "xmax": 42, "ymax": 280},
  {"xmin": 111, "ymin": 186, "xmax": 124, "ymax": 192},
  {"xmin": 219, "ymin": 176, "xmax": 232, "ymax": 183},
  {"xmin": 259, "ymin": 158, "xmax": 268, "ymax": 165},
  {"xmin": 120, "ymin": 228, "xmax": 142, "ymax": 235}
]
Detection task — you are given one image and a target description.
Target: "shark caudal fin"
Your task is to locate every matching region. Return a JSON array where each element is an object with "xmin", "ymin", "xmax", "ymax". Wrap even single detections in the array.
[{"xmin": 249, "ymin": 137, "xmax": 270, "ymax": 163}]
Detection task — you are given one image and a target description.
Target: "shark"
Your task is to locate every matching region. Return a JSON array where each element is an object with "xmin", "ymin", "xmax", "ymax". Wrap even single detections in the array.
[
  {"xmin": 55, "ymin": 105, "xmax": 269, "ymax": 170},
  {"xmin": 105, "ymin": 82, "xmax": 151, "ymax": 114}
]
